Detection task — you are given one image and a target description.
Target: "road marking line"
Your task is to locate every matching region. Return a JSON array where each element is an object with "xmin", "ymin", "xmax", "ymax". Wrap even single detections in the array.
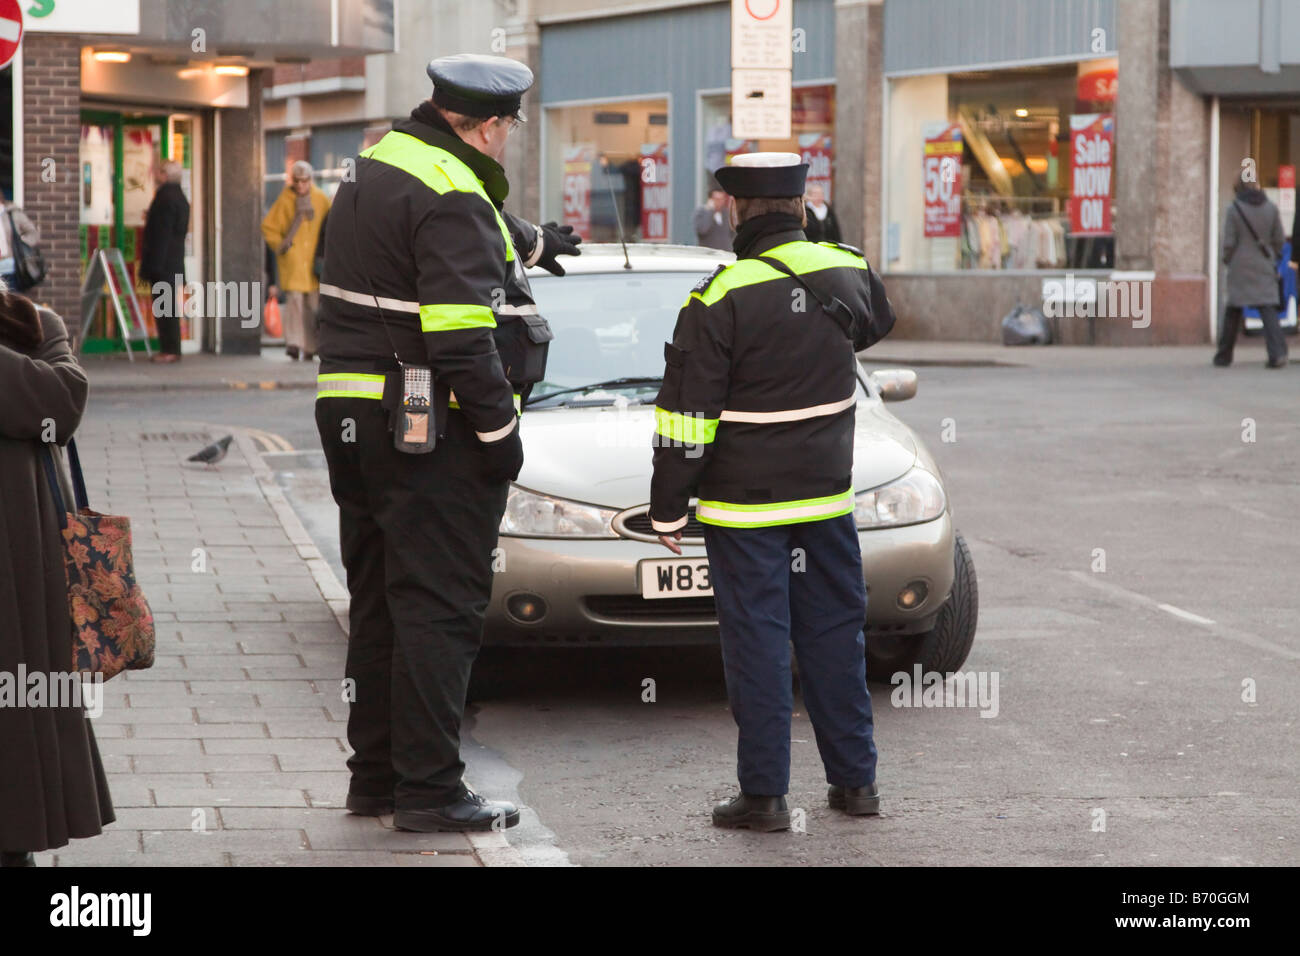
[
  {"xmin": 1155, "ymin": 603, "xmax": 1216, "ymax": 626},
  {"xmin": 1064, "ymin": 570, "xmax": 1300, "ymax": 661}
]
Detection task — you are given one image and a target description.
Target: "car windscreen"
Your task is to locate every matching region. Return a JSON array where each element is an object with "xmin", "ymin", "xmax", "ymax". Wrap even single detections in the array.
[{"xmin": 524, "ymin": 271, "xmax": 698, "ymax": 406}]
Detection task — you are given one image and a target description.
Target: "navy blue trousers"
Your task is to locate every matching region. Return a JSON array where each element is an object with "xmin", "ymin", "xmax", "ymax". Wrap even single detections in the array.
[{"xmin": 704, "ymin": 513, "xmax": 878, "ymax": 796}]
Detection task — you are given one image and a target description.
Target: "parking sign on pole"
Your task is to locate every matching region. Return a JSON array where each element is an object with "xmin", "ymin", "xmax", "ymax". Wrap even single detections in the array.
[{"xmin": 731, "ymin": 0, "xmax": 792, "ymax": 141}]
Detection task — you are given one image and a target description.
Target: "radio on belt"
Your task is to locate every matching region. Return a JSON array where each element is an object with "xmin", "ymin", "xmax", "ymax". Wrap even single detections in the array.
[{"xmin": 395, "ymin": 363, "xmax": 435, "ymax": 453}]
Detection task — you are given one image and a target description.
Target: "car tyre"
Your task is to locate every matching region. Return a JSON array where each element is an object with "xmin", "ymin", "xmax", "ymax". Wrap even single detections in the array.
[{"xmin": 865, "ymin": 531, "xmax": 978, "ymax": 682}]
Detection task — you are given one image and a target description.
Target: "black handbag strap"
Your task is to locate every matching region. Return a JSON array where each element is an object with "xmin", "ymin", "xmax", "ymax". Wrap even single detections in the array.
[
  {"xmin": 39, "ymin": 438, "xmax": 89, "ymax": 530},
  {"xmin": 756, "ymin": 254, "xmax": 853, "ymax": 337},
  {"xmin": 1232, "ymin": 200, "xmax": 1276, "ymax": 263}
]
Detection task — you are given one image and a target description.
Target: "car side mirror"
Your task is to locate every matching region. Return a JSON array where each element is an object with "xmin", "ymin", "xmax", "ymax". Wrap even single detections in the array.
[{"xmin": 870, "ymin": 368, "xmax": 918, "ymax": 402}]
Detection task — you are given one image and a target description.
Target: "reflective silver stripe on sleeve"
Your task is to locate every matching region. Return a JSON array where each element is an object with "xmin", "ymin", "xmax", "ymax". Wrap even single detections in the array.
[
  {"xmin": 320, "ymin": 282, "xmax": 421, "ymax": 315},
  {"xmin": 476, "ymin": 415, "xmax": 519, "ymax": 443},
  {"xmin": 523, "ymin": 222, "xmax": 545, "ymax": 267},
  {"xmin": 718, "ymin": 393, "xmax": 857, "ymax": 424},
  {"xmin": 651, "ymin": 515, "xmax": 688, "ymax": 533},
  {"xmin": 495, "ymin": 302, "xmax": 540, "ymax": 315}
]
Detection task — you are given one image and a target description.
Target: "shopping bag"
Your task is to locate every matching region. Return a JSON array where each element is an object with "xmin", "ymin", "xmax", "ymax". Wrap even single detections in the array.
[
  {"xmin": 264, "ymin": 296, "xmax": 283, "ymax": 338},
  {"xmin": 41, "ymin": 440, "xmax": 155, "ymax": 681}
]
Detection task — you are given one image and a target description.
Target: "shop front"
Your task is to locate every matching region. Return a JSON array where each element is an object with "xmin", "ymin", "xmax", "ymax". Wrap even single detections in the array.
[
  {"xmin": 538, "ymin": 0, "xmax": 835, "ymax": 245},
  {"xmin": 78, "ymin": 106, "xmax": 206, "ymax": 353}
]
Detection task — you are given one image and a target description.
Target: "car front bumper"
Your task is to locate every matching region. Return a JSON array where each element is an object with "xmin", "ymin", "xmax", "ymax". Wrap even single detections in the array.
[{"xmin": 483, "ymin": 512, "xmax": 955, "ymax": 648}]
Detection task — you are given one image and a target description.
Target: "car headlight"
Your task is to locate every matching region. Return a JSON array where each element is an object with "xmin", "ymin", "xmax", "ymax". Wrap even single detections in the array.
[
  {"xmin": 854, "ymin": 467, "xmax": 946, "ymax": 529},
  {"xmin": 500, "ymin": 485, "xmax": 619, "ymax": 538}
]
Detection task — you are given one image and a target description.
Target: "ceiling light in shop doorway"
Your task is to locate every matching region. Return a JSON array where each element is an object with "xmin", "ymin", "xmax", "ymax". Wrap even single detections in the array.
[
  {"xmin": 214, "ymin": 65, "xmax": 250, "ymax": 77},
  {"xmin": 1014, "ymin": 108, "xmax": 1029, "ymax": 118},
  {"xmin": 93, "ymin": 50, "xmax": 132, "ymax": 63}
]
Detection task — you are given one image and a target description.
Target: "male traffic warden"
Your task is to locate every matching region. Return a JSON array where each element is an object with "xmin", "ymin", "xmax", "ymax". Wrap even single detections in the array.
[
  {"xmin": 651, "ymin": 152, "xmax": 896, "ymax": 831},
  {"xmin": 314, "ymin": 54, "xmax": 577, "ymax": 832}
]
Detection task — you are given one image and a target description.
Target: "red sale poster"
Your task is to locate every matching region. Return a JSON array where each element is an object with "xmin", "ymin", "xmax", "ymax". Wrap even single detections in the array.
[
  {"xmin": 799, "ymin": 132, "xmax": 833, "ymax": 202},
  {"xmin": 639, "ymin": 143, "xmax": 670, "ymax": 242},
  {"xmin": 562, "ymin": 145, "xmax": 594, "ymax": 240},
  {"xmin": 922, "ymin": 123, "xmax": 963, "ymax": 238},
  {"xmin": 1069, "ymin": 113, "xmax": 1114, "ymax": 235}
]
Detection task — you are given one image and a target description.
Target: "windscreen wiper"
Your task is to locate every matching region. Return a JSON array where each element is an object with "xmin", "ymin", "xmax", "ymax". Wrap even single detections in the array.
[{"xmin": 524, "ymin": 376, "xmax": 663, "ymax": 407}]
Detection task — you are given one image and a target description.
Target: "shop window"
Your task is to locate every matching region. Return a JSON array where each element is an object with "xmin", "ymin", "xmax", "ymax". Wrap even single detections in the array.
[
  {"xmin": 700, "ymin": 84, "xmax": 835, "ymax": 201},
  {"xmin": 544, "ymin": 98, "xmax": 670, "ymax": 243},
  {"xmin": 886, "ymin": 60, "xmax": 1118, "ymax": 272}
]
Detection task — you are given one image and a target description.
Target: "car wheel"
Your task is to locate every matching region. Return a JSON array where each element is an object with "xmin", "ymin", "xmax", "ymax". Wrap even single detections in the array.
[{"xmin": 865, "ymin": 531, "xmax": 978, "ymax": 682}]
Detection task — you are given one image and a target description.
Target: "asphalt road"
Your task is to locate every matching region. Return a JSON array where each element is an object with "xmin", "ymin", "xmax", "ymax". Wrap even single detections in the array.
[{"xmin": 88, "ymin": 347, "xmax": 1300, "ymax": 866}]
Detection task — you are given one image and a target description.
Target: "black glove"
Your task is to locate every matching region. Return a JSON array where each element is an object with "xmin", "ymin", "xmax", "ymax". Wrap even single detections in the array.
[
  {"xmin": 535, "ymin": 221, "xmax": 582, "ymax": 277},
  {"xmin": 480, "ymin": 425, "xmax": 524, "ymax": 482}
]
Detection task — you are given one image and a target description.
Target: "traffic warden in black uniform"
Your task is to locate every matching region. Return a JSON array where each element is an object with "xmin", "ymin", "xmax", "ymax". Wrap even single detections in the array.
[
  {"xmin": 314, "ymin": 54, "xmax": 579, "ymax": 833},
  {"xmin": 650, "ymin": 153, "xmax": 897, "ymax": 831}
]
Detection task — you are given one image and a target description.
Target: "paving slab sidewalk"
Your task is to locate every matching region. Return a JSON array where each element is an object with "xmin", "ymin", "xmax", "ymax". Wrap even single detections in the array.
[
  {"xmin": 81, "ymin": 351, "xmax": 319, "ymax": 393},
  {"xmin": 42, "ymin": 420, "xmax": 523, "ymax": 867}
]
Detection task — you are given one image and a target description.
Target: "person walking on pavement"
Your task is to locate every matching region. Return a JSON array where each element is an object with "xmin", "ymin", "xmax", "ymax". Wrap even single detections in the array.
[
  {"xmin": 263, "ymin": 161, "xmax": 331, "ymax": 361},
  {"xmin": 651, "ymin": 153, "xmax": 896, "ymax": 832},
  {"xmin": 140, "ymin": 161, "xmax": 190, "ymax": 363},
  {"xmin": 314, "ymin": 54, "xmax": 578, "ymax": 833},
  {"xmin": 0, "ymin": 283, "xmax": 114, "ymax": 866},
  {"xmin": 1216, "ymin": 170, "xmax": 1288, "ymax": 368},
  {"xmin": 693, "ymin": 187, "xmax": 734, "ymax": 250},
  {"xmin": 803, "ymin": 183, "xmax": 842, "ymax": 244}
]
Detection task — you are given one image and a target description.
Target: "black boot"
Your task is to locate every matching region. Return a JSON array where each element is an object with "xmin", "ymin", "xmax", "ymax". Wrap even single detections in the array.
[
  {"xmin": 393, "ymin": 790, "xmax": 519, "ymax": 833},
  {"xmin": 828, "ymin": 782, "xmax": 881, "ymax": 816},
  {"xmin": 0, "ymin": 851, "xmax": 35, "ymax": 867},
  {"xmin": 711, "ymin": 793, "xmax": 790, "ymax": 831}
]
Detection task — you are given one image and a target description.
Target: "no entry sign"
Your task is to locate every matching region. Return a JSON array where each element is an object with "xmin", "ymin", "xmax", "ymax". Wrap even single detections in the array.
[{"xmin": 0, "ymin": 0, "xmax": 22, "ymax": 71}]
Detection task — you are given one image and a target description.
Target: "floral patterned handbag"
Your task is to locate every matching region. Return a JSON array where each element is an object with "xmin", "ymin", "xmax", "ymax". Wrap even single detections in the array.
[{"xmin": 41, "ymin": 439, "xmax": 155, "ymax": 680}]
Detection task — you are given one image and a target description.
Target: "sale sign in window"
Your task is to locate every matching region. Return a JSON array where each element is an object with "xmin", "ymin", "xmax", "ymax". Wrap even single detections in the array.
[
  {"xmin": 639, "ymin": 144, "xmax": 670, "ymax": 243},
  {"xmin": 1069, "ymin": 113, "xmax": 1114, "ymax": 235},
  {"xmin": 562, "ymin": 145, "xmax": 595, "ymax": 240},
  {"xmin": 923, "ymin": 123, "xmax": 963, "ymax": 238}
]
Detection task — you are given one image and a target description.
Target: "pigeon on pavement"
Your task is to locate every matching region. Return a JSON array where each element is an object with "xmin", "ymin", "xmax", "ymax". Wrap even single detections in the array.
[{"xmin": 188, "ymin": 435, "xmax": 233, "ymax": 467}]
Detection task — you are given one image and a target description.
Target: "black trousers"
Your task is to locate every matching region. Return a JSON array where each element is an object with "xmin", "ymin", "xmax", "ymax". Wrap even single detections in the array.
[
  {"xmin": 315, "ymin": 397, "xmax": 509, "ymax": 809},
  {"xmin": 1215, "ymin": 304, "xmax": 1288, "ymax": 366},
  {"xmin": 151, "ymin": 287, "xmax": 183, "ymax": 355}
]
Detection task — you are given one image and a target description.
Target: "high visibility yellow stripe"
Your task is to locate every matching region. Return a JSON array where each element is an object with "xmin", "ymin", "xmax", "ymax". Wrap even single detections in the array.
[
  {"xmin": 362, "ymin": 131, "xmax": 515, "ymax": 261},
  {"xmin": 316, "ymin": 373, "xmax": 386, "ymax": 400},
  {"xmin": 695, "ymin": 489, "xmax": 855, "ymax": 528},
  {"xmin": 686, "ymin": 241, "xmax": 869, "ymax": 308},
  {"xmin": 654, "ymin": 407, "xmax": 719, "ymax": 444},
  {"xmin": 420, "ymin": 303, "xmax": 496, "ymax": 332}
]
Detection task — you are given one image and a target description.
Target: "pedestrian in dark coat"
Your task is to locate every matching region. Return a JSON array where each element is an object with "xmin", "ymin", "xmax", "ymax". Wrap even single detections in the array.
[
  {"xmin": 140, "ymin": 161, "xmax": 190, "ymax": 361},
  {"xmin": 1215, "ymin": 172, "xmax": 1288, "ymax": 367},
  {"xmin": 0, "ymin": 288, "xmax": 114, "ymax": 866},
  {"xmin": 803, "ymin": 184, "xmax": 842, "ymax": 243}
]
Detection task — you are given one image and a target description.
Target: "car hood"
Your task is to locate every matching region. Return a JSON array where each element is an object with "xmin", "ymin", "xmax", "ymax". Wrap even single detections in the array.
[{"xmin": 517, "ymin": 401, "xmax": 918, "ymax": 508}]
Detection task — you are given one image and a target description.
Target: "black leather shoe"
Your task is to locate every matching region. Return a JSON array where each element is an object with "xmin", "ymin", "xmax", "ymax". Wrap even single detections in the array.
[
  {"xmin": 393, "ymin": 790, "xmax": 520, "ymax": 832},
  {"xmin": 711, "ymin": 793, "xmax": 790, "ymax": 831},
  {"xmin": 828, "ymin": 782, "xmax": 881, "ymax": 815},
  {"xmin": 0, "ymin": 851, "xmax": 35, "ymax": 867},
  {"xmin": 345, "ymin": 793, "xmax": 394, "ymax": 816}
]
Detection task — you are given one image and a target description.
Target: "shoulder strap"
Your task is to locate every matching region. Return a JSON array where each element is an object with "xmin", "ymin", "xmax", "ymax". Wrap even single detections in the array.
[
  {"xmin": 66, "ymin": 437, "xmax": 89, "ymax": 512},
  {"xmin": 1232, "ymin": 200, "xmax": 1275, "ymax": 261},
  {"xmin": 40, "ymin": 445, "xmax": 69, "ymax": 528},
  {"xmin": 756, "ymin": 254, "xmax": 853, "ymax": 338}
]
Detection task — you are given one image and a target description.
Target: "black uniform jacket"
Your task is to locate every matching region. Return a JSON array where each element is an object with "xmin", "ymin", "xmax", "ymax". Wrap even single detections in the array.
[
  {"xmin": 649, "ymin": 212, "xmax": 894, "ymax": 531},
  {"xmin": 316, "ymin": 103, "xmax": 520, "ymax": 441}
]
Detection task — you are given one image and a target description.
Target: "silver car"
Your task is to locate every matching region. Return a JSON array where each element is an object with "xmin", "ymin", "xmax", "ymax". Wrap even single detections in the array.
[{"xmin": 483, "ymin": 244, "xmax": 977, "ymax": 681}]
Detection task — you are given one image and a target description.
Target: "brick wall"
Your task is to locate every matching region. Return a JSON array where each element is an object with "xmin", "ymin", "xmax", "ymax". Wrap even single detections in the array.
[{"xmin": 21, "ymin": 34, "xmax": 81, "ymax": 332}]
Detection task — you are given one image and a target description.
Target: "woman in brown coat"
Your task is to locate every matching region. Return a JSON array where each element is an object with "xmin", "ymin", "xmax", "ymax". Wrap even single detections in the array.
[{"xmin": 0, "ymin": 287, "xmax": 114, "ymax": 866}]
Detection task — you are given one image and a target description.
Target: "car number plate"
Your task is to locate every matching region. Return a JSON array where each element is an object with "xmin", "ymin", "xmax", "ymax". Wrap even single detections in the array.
[{"xmin": 639, "ymin": 557, "xmax": 713, "ymax": 599}]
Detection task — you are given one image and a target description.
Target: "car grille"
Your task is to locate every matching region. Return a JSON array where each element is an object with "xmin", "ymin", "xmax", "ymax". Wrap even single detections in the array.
[
  {"xmin": 619, "ymin": 506, "xmax": 706, "ymax": 539},
  {"xmin": 583, "ymin": 594, "xmax": 717, "ymax": 622}
]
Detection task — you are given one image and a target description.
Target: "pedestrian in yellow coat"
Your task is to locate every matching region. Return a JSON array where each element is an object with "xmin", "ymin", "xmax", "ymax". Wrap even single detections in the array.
[{"xmin": 262, "ymin": 160, "xmax": 331, "ymax": 359}]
